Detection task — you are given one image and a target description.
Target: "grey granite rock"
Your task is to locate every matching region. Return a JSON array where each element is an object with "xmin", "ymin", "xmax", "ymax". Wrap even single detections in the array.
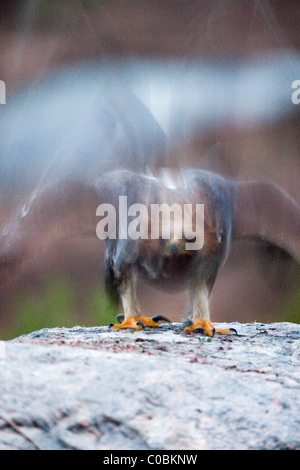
[{"xmin": 0, "ymin": 322, "xmax": 300, "ymax": 450}]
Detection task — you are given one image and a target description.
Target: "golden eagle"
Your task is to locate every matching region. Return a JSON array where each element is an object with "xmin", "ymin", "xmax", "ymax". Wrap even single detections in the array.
[{"xmin": 1, "ymin": 169, "xmax": 300, "ymax": 336}]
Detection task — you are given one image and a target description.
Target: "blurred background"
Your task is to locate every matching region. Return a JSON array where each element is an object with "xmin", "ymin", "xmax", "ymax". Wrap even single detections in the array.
[{"xmin": 0, "ymin": 0, "xmax": 300, "ymax": 339}]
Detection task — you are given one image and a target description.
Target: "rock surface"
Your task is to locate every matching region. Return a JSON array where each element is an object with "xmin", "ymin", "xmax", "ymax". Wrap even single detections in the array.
[{"xmin": 0, "ymin": 322, "xmax": 300, "ymax": 450}]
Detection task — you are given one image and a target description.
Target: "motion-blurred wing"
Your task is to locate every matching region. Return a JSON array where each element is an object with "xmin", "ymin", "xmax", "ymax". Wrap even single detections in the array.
[
  {"xmin": 233, "ymin": 180, "xmax": 300, "ymax": 263},
  {"xmin": 0, "ymin": 180, "xmax": 102, "ymax": 284},
  {"xmin": 0, "ymin": 64, "xmax": 166, "ymax": 198}
]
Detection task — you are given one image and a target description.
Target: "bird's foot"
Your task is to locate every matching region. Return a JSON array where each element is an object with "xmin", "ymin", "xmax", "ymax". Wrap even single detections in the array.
[
  {"xmin": 109, "ymin": 314, "xmax": 171, "ymax": 330},
  {"xmin": 109, "ymin": 316, "xmax": 144, "ymax": 330},
  {"xmin": 184, "ymin": 319, "xmax": 236, "ymax": 337},
  {"xmin": 136, "ymin": 315, "xmax": 171, "ymax": 328}
]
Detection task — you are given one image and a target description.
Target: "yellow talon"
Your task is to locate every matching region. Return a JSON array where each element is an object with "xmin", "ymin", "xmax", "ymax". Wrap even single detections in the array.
[
  {"xmin": 136, "ymin": 316, "xmax": 160, "ymax": 328},
  {"xmin": 110, "ymin": 316, "xmax": 144, "ymax": 330},
  {"xmin": 110, "ymin": 314, "xmax": 171, "ymax": 330},
  {"xmin": 184, "ymin": 319, "xmax": 233, "ymax": 337},
  {"xmin": 214, "ymin": 327, "xmax": 233, "ymax": 335}
]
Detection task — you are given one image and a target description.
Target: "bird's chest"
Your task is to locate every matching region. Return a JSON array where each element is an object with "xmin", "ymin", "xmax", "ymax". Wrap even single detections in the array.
[{"xmin": 136, "ymin": 252, "xmax": 194, "ymax": 291}]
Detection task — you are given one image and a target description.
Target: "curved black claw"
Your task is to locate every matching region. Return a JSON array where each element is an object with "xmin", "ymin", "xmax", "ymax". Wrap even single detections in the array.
[
  {"xmin": 183, "ymin": 319, "xmax": 193, "ymax": 327},
  {"xmin": 117, "ymin": 314, "xmax": 125, "ymax": 324},
  {"xmin": 193, "ymin": 328, "xmax": 204, "ymax": 334},
  {"xmin": 108, "ymin": 323, "xmax": 115, "ymax": 328},
  {"xmin": 194, "ymin": 327, "xmax": 216, "ymax": 337},
  {"xmin": 152, "ymin": 315, "xmax": 171, "ymax": 324},
  {"xmin": 229, "ymin": 328, "xmax": 238, "ymax": 335},
  {"xmin": 136, "ymin": 320, "xmax": 145, "ymax": 329}
]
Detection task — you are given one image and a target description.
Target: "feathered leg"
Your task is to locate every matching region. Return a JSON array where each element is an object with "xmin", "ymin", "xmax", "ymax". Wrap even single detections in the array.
[
  {"xmin": 184, "ymin": 283, "xmax": 234, "ymax": 336},
  {"xmin": 109, "ymin": 272, "xmax": 170, "ymax": 330}
]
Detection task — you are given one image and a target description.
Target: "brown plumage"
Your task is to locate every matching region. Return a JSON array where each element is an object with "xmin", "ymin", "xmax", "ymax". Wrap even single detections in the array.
[{"xmin": 1, "ymin": 168, "xmax": 300, "ymax": 336}]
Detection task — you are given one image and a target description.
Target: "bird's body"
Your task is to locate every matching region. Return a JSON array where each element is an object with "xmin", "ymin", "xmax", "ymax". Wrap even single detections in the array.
[
  {"xmin": 98, "ymin": 169, "xmax": 237, "ymax": 334},
  {"xmin": 101, "ymin": 169, "xmax": 234, "ymax": 291},
  {"xmin": 1, "ymin": 168, "xmax": 300, "ymax": 336}
]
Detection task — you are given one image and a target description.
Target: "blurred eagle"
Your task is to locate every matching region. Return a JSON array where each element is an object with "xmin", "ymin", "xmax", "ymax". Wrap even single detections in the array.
[{"xmin": 1, "ymin": 168, "xmax": 300, "ymax": 336}]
